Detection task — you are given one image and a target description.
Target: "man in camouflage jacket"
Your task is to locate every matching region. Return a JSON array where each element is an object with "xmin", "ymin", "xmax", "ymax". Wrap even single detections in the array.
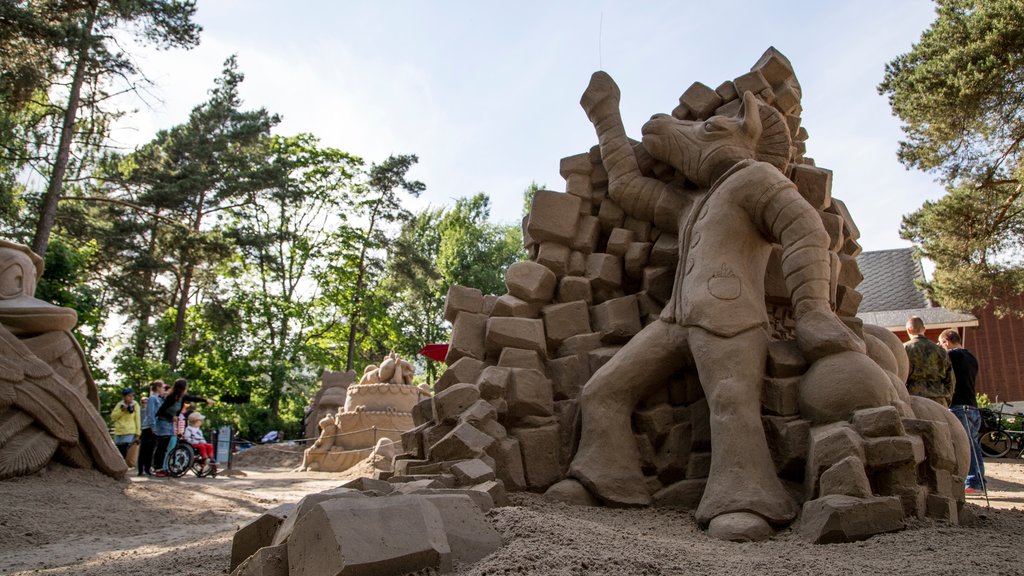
[{"xmin": 903, "ymin": 316, "xmax": 955, "ymax": 406}]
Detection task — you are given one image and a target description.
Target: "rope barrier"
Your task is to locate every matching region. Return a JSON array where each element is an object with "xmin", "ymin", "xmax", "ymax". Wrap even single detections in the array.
[{"xmin": 235, "ymin": 424, "xmax": 410, "ymax": 452}]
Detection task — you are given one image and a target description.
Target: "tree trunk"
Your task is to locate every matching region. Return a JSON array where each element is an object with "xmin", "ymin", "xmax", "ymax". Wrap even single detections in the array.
[
  {"xmin": 31, "ymin": 1, "xmax": 98, "ymax": 258},
  {"xmin": 133, "ymin": 211, "xmax": 161, "ymax": 358},
  {"xmin": 163, "ymin": 264, "xmax": 193, "ymax": 368},
  {"xmin": 344, "ymin": 204, "xmax": 380, "ymax": 371}
]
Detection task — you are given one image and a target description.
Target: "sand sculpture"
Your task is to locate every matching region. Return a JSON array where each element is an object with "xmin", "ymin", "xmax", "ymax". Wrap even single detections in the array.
[
  {"xmin": 299, "ymin": 354, "xmax": 425, "ymax": 473},
  {"xmin": 399, "ymin": 47, "xmax": 971, "ymax": 543},
  {"xmin": 0, "ymin": 240, "xmax": 127, "ymax": 480},
  {"xmin": 303, "ymin": 369, "xmax": 355, "ymax": 441}
]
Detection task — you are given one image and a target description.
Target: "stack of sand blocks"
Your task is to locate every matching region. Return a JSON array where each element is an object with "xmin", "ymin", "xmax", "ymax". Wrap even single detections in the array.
[
  {"xmin": 229, "ymin": 471, "xmax": 506, "ymax": 576},
  {"xmin": 403, "ymin": 48, "xmax": 970, "ymax": 543}
]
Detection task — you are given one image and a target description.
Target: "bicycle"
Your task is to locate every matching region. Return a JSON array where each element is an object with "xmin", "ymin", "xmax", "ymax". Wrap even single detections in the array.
[{"xmin": 979, "ymin": 405, "xmax": 1024, "ymax": 459}]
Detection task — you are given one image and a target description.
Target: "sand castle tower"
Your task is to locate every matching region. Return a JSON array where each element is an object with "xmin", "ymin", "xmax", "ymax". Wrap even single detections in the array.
[{"xmin": 300, "ymin": 353, "xmax": 426, "ymax": 472}]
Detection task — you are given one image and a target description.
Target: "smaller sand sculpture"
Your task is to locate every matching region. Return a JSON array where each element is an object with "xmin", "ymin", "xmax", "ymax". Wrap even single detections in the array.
[
  {"xmin": 303, "ymin": 369, "xmax": 356, "ymax": 441},
  {"xmin": 300, "ymin": 354, "xmax": 425, "ymax": 472},
  {"xmin": 0, "ymin": 240, "xmax": 127, "ymax": 480}
]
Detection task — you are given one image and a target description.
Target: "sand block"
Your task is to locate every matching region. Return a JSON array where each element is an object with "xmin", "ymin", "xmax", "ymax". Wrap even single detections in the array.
[
  {"xmin": 395, "ymin": 477, "xmax": 451, "ymax": 492},
  {"xmin": 444, "ymin": 285, "xmax": 483, "ymax": 323},
  {"xmin": 838, "ymin": 254, "xmax": 863, "ymax": 288},
  {"xmin": 565, "ymin": 173, "xmax": 593, "ymax": 202},
  {"xmin": 476, "ymin": 366, "xmax": 511, "ymax": 401},
  {"xmin": 542, "ymin": 300, "xmax": 592, "ymax": 347},
  {"xmin": 926, "ymin": 494, "xmax": 958, "ymax": 522},
  {"xmin": 624, "ymin": 242, "xmax": 651, "ymax": 278},
  {"xmin": 433, "ymin": 383, "xmax": 481, "ymax": 425},
  {"xmin": 686, "ymin": 452, "xmax": 712, "ymax": 479},
  {"xmin": 557, "ymin": 332, "xmax": 603, "ymax": 357},
  {"xmin": 408, "ymin": 488, "xmax": 495, "ymax": 513},
  {"xmin": 506, "ymin": 261, "xmax": 557, "ymax": 303},
  {"xmin": 499, "ymin": 348, "xmax": 548, "ymax": 368},
  {"xmin": 642, "ymin": 266, "xmax": 674, "ymax": 304},
  {"xmin": 789, "ymin": 164, "xmax": 832, "ymax": 210},
  {"xmin": 287, "ymin": 496, "xmax": 453, "ymax": 576},
  {"xmin": 606, "ymin": 228, "xmax": 634, "ymax": 257},
  {"xmin": 486, "ymin": 317, "xmax": 546, "ymax": 357},
  {"xmin": 655, "ymin": 420, "xmax": 692, "ymax": 485},
  {"xmin": 819, "ymin": 455, "xmax": 872, "ymax": 498},
  {"xmin": 652, "ymin": 479, "xmax": 707, "ymax": 509},
  {"xmin": 590, "ymin": 295, "xmax": 640, "ymax": 343},
  {"xmin": 806, "ymin": 424, "xmax": 865, "ymax": 488},
  {"xmin": 558, "ymin": 276, "xmax": 593, "ymax": 304},
  {"xmin": 412, "ymin": 399, "xmax": 433, "ymax": 427},
  {"xmin": 865, "ymin": 436, "xmax": 925, "ymax": 469},
  {"xmin": 491, "ymin": 294, "xmax": 541, "ymax": 319},
  {"xmin": 446, "ymin": 312, "xmax": 487, "ymax": 364},
  {"xmin": 852, "ymin": 406, "xmax": 905, "ymax": 438},
  {"xmin": 766, "ymin": 340, "xmax": 807, "ymax": 378},
  {"xmin": 486, "ymin": 436, "xmax": 526, "ymax": 491},
  {"xmin": 819, "ymin": 211, "xmax": 845, "ymax": 252},
  {"xmin": 635, "ymin": 403, "xmax": 673, "ymax": 446},
  {"xmin": 547, "ymin": 354, "xmax": 588, "ymax": 400},
  {"xmin": 527, "ymin": 191, "xmax": 581, "ymax": 245},
  {"xmin": 764, "ymin": 416, "xmax": 810, "ymax": 476},
  {"xmin": 510, "ymin": 424, "xmax": 561, "ymax": 489},
  {"xmin": 799, "ymin": 495, "xmax": 904, "ymax": 544},
  {"xmin": 436, "ymin": 357, "xmax": 486, "ymax": 394},
  {"xmin": 460, "ymin": 399, "xmax": 497, "ymax": 427},
  {"xmin": 585, "ymin": 253, "xmax": 622, "ymax": 291},
  {"xmin": 231, "ymin": 543, "xmax": 288, "ymax": 576},
  {"xmin": 420, "ymin": 494, "xmax": 503, "ymax": 564},
  {"xmin": 598, "ymin": 199, "xmax": 625, "ymax": 232},
  {"xmin": 271, "ymin": 489, "xmax": 365, "ymax": 546},
  {"xmin": 450, "ymin": 458, "xmax": 496, "ymax": 486},
  {"xmin": 902, "ymin": 418, "xmax": 956, "ymax": 472},
  {"xmin": 338, "ymin": 477, "xmax": 395, "ymax": 494},
  {"xmin": 537, "ymin": 242, "xmax": 571, "ymax": 277},
  {"xmin": 231, "ymin": 503, "xmax": 296, "ymax": 571},
  {"xmin": 508, "ymin": 368, "xmax": 554, "ymax": 421},
  {"xmin": 429, "ymin": 422, "xmax": 495, "ymax": 462},
  {"xmin": 733, "ymin": 69, "xmax": 770, "ymax": 96},
  {"xmin": 650, "ymin": 234, "xmax": 677, "ymax": 266},
  {"xmin": 559, "ymin": 153, "xmax": 591, "ymax": 178},
  {"xmin": 472, "ymin": 479, "xmax": 509, "ymax": 507},
  {"xmin": 571, "ymin": 215, "xmax": 601, "ymax": 253},
  {"xmin": 752, "ymin": 47, "xmax": 796, "ymax": 86},
  {"xmin": 762, "ymin": 377, "xmax": 800, "ymax": 416},
  {"xmin": 678, "ymin": 81, "xmax": 722, "ymax": 119}
]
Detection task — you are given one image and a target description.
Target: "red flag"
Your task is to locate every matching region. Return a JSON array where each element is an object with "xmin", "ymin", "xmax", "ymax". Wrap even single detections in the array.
[{"xmin": 418, "ymin": 343, "xmax": 449, "ymax": 362}]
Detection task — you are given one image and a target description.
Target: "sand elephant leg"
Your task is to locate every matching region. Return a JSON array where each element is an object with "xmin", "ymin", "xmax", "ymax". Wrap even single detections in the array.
[
  {"xmin": 569, "ymin": 320, "xmax": 691, "ymax": 506},
  {"xmin": 691, "ymin": 327, "xmax": 798, "ymax": 527}
]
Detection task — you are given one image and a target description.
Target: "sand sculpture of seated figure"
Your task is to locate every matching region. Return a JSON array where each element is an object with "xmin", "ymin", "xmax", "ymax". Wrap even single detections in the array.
[
  {"xmin": 568, "ymin": 72, "xmax": 866, "ymax": 541},
  {"xmin": 358, "ymin": 352, "xmax": 414, "ymax": 386},
  {"xmin": 300, "ymin": 408, "xmax": 342, "ymax": 470}
]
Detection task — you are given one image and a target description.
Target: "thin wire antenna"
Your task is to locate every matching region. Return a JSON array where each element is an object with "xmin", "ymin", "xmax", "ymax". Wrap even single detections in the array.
[{"xmin": 598, "ymin": 12, "xmax": 604, "ymax": 69}]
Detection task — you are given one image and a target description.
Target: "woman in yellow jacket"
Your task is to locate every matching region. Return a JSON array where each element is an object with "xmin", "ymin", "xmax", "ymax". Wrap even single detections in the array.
[{"xmin": 111, "ymin": 387, "xmax": 141, "ymax": 460}]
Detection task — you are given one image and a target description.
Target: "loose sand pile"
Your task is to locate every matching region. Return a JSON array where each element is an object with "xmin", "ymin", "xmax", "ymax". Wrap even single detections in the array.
[
  {"xmin": 2, "ymin": 459, "xmax": 1023, "ymax": 576},
  {"xmin": 230, "ymin": 444, "xmax": 305, "ymax": 469}
]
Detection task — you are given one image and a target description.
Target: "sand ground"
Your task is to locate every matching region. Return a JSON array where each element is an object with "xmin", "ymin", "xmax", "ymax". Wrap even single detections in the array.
[{"xmin": 2, "ymin": 451, "xmax": 1023, "ymax": 576}]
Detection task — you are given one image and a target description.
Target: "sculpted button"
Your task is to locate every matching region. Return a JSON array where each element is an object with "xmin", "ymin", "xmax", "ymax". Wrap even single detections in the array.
[{"xmin": 691, "ymin": 231, "xmax": 701, "ymax": 246}]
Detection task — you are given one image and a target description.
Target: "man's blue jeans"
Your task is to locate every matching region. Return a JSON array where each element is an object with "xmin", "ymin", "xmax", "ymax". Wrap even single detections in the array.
[{"xmin": 950, "ymin": 405, "xmax": 985, "ymax": 489}]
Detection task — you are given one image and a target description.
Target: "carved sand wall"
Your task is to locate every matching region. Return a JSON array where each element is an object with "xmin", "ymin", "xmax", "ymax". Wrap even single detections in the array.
[
  {"xmin": 399, "ymin": 48, "xmax": 970, "ymax": 543},
  {"xmin": 0, "ymin": 240, "xmax": 127, "ymax": 480}
]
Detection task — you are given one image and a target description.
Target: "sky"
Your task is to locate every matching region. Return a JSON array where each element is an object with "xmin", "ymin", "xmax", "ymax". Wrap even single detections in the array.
[{"xmin": 112, "ymin": 0, "xmax": 944, "ymax": 254}]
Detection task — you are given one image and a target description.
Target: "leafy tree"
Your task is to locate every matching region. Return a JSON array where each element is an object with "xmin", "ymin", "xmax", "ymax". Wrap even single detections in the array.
[
  {"xmin": 388, "ymin": 193, "xmax": 524, "ymax": 382},
  {"xmin": 879, "ymin": 0, "xmax": 1024, "ymax": 315},
  {"xmin": 319, "ymin": 155, "xmax": 425, "ymax": 371},
  {"xmin": 0, "ymin": 0, "xmax": 201, "ymax": 259}
]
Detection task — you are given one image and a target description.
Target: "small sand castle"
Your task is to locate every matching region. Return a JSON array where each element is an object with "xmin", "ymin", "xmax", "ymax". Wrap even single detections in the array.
[{"xmin": 300, "ymin": 353, "xmax": 426, "ymax": 472}]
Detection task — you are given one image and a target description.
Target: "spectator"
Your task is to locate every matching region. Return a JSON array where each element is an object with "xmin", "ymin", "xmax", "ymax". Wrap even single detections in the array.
[
  {"xmin": 903, "ymin": 316, "xmax": 955, "ymax": 407},
  {"xmin": 110, "ymin": 388, "xmax": 140, "ymax": 461},
  {"xmin": 137, "ymin": 380, "xmax": 167, "ymax": 476},
  {"xmin": 184, "ymin": 412, "xmax": 216, "ymax": 474},
  {"xmin": 939, "ymin": 329, "xmax": 985, "ymax": 493},
  {"xmin": 153, "ymin": 378, "xmax": 213, "ymax": 477}
]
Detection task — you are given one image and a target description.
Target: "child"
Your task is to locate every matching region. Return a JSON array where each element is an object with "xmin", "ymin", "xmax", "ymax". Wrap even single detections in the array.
[{"xmin": 183, "ymin": 412, "xmax": 216, "ymax": 472}]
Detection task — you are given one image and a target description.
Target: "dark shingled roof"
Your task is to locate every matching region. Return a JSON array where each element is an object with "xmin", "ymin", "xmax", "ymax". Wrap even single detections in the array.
[
  {"xmin": 854, "ymin": 248, "xmax": 978, "ymax": 330},
  {"xmin": 856, "ymin": 248, "xmax": 928, "ymax": 313}
]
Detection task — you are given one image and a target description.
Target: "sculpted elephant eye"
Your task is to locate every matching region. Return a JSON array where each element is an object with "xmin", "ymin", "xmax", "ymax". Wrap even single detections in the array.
[{"xmin": 0, "ymin": 262, "xmax": 24, "ymax": 298}]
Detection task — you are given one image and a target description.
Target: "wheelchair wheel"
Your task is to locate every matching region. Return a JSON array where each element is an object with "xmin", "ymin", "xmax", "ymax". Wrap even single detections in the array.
[
  {"xmin": 166, "ymin": 444, "xmax": 195, "ymax": 477},
  {"xmin": 980, "ymin": 431, "xmax": 1011, "ymax": 458}
]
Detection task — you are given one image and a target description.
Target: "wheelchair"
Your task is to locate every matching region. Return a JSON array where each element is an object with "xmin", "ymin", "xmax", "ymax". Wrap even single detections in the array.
[{"xmin": 165, "ymin": 435, "xmax": 219, "ymax": 478}]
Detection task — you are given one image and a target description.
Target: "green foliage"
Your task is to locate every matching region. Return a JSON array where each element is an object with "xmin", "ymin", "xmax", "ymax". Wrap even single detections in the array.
[
  {"xmin": 881, "ymin": 0, "xmax": 1024, "ymax": 316},
  {"xmin": 901, "ymin": 181, "xmax": 1024, "ymax": 315},
  {"xmin": 523, "ymin": 181, "xmax": 543, "ymax": 217},
  {"xmin": 976, "ymin": 392, "xmax": 990, "ymax": 408}
]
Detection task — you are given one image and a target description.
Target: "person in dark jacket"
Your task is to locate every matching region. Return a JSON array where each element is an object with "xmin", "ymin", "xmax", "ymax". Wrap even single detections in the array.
[
  {"xmin": 939, "ymin": 329, "xmax": 984, "ymax": 492},
  {"xmin": 137, "ymin": 380, "xmax": 168, "ymax": 476},
  {"xmin": 153, "ymin": 378, "xmax": 212, "ymax": 477}
]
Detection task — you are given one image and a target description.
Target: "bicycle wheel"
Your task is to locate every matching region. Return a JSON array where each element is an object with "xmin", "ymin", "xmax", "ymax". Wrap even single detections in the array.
[
  {"xmin": 166, "ymin": 444, "xmax": 194, "ymax": 477},
  {"xmin": 979, "ymin": 431, "xmax": 1011, "ymax": 458}
]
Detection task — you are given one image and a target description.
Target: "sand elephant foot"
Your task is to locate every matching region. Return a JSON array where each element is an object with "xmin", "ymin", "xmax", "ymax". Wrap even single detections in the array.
[
  {"xmin": 707, "ymin": 512, "xmax": 773, "ymax": 542},
  {"xmin": 569, "ymin": 457, "xmax": 651, "ymax": 507}
]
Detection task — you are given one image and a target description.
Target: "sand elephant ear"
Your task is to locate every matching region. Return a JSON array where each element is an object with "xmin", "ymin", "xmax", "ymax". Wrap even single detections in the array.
[
  {"xmin": 754, "ymin": 100, "xmax": 792, "ymax": 174},
  {"xmin": 738, "ymin": 91, "xmax": 763, "ymax": 141}
]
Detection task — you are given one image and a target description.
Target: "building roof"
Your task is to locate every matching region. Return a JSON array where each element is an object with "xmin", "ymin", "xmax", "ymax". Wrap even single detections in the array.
[{"xmin": 855, "ymin": 248, "xmax": 978, "ymax": 331}]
